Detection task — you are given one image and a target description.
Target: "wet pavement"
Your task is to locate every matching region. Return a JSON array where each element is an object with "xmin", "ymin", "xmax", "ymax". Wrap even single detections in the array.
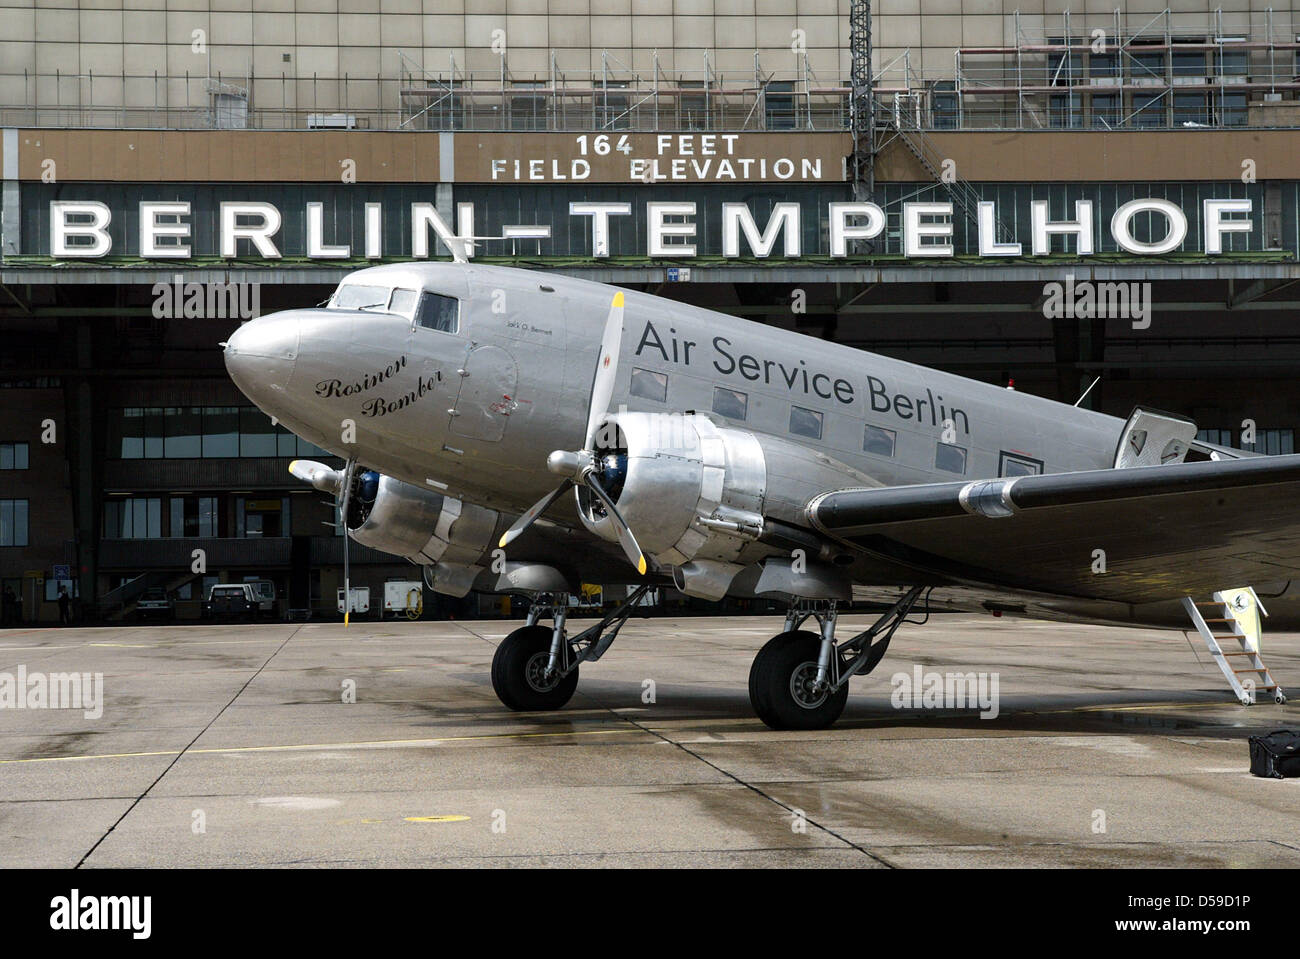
[{"xmin": 0, "ymin": 613, "xmax": 1296, "ymax": 867}]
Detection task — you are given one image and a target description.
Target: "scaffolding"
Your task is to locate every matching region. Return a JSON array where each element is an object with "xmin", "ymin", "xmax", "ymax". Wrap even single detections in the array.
[
  {"xmin": 953, "ymin": 8, "xmax": 1300, "ymax": 130},
  {"xmin": 4, "ymin": 11, "xmax": 1298, "ymax": 133},
  {"xmin": 396, "ymin": 49, "xmax": 855, "ymax": 132}
]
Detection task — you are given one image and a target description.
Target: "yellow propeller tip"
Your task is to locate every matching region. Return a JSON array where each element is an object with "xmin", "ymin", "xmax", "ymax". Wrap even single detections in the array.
[
  {"xmin": 497, "ymin": 535, "xmax": 509, "ymax": 548},
  {"xmin": 637, "ymin": 556, "xmax": 647, "ymax": 576},
  {"xmin": 288, "ymin": 460, "xmax": 299, "ymax": 474},
  {"xmin": 612, "ymin": 291, "xmax": 624, "ymax": 308}
]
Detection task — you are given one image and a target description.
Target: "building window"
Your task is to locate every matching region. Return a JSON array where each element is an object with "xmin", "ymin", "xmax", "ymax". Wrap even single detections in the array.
[
  {"xmin": 598, "ymin": 80, "xmax": 630, "ymax": 129},
  {"xmin": 201, "ymin": 406, "xmax": 240, "ymax": 458},
  {"xmin": 170, "ymin": 496, "xmax": 220, "ymax": 538},
  {"xmin": 237, "ymin": 496, "xmax": 289, "ymax": 538},
  {"xmin": 0, "ymin": 442, "xmax": 29, "ymax": 470},
  {"xmin": 679, "ymin": 79, "xmax": 708, "ymax": 129},
  {"xmin": 764, "ymin": 80, "xmax": 796, "ymax": 129},
  {"xmin": 931, "ymin": 81, "xmax": 958, "ymax": 128},
  {"xmin": 999, "ymin": 451, "xmax": 1043, "ymax": 477},
  {"xmin": 1203, "ymin": 427, "xmax": 1296, "ymax": 455},
  {"xmin": 0, "ymin": 499, "xmax": 29, "ymax": 547},
  {"xmin": 110, "ymin": 407, "xmax": 329, "ymax": 460},
  {"xmin": 630, "ymin": 367, "xmax": 668, "ymax": 403},
  {"xmin": 1131, "ymin": 92, "xmax": 1166, "ymax": 127},
  {"xmin": 1247, "ymin": 429, "xmax": 1295, "ymax": 455},
  {"xmin": 864, "ymin": 424, "xmax": 896, "ymax": 457},
  {"xmin": 104, "ymin": 497, "xmax": 162, "ymax": 539},
  {"xmin": 1089, "ymin": 53, "xmax": 1118, "ymax": 80},
  {"xmin": 1130, "ymin": 50, "xmax": 1166, "ymax": 82},
  {"xmin": 1173, "ymin": 92, "xmax": 1208, "ymax": 126},
  {"xmin": 935, "ymin": 442, "xmax": 967, "ymax": 474},
  {"xmin": 1216, "ymin": 47, "xmax": 1248, "ymax": 78},
  {"xmin": 163, "ymin": 406, "xmax": 202, "ymax": 458},
  {"xmin": 1220, "ymin": 91, "xmax": 1248, "ymax": 126},
  {"xmin": 510, "ymin": 82, "xmax": 547, "ymax": 131},
  {"xmin": 238, "ymin": 407, "xmax": 277, "ymax": 457},
  {"xmin": 415, "ymin": 292, "xmax": 459, "ymax": 333},
  {"xmin": 1090, "ymin": 94, "xmax": 1120, "ymax": 129},
  {"xmin": 789, "ymin": 406, "xmax": 823, "ymax": 440},
  {"xmin": 712, "ymin": 386, "xmax": 748, "ymax": 420},
  {"xmin": 116, "ymin": 407, "xmax": 165, "ymax": 458},
  {"xmin": 1196, "ymin": 428, "xmax": 1236, "ymax": 448},
  {"xmin": 1172, "ymin": 49, "xmax": 1208, "ymax": 78},
  {"xmin": 1049, "ymin": 94, "xmax": 1083, "ymax": 128}
]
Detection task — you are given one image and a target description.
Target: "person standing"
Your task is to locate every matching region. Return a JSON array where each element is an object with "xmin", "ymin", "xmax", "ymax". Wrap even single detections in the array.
[{"xmin": 57, "ymin": 585, "xmax": 71, "ymax": 626}]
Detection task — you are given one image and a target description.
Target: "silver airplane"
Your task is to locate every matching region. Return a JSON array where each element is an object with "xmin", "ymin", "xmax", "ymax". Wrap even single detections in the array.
[{"xmin": 223, "ymin": 259, "xmax": 1300, "ymax": 729}]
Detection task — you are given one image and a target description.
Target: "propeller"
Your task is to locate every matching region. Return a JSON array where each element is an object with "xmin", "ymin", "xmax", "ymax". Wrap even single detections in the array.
[
  {"xmin": 498, "ymin": 291, "xmax": 648, "ymax": 576},
  {"xmin": 289, "ymin": 457, "xmax": 359, "ymax": 625}
]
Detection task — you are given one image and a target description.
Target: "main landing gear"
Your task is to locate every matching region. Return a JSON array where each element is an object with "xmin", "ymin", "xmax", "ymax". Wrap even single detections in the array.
[
  {"xmin": 491, "ymin": 585, "xmax": 652, "ymax": 712},
  {"xmin": 749, "ymin": 586, "xmax": 925, "ymax": 730}
]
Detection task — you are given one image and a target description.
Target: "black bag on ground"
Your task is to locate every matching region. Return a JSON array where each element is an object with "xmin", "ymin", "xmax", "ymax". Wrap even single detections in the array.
[{"xmin": 1248, "ymin": 729, "xmax": 1300, "ymax": 779}]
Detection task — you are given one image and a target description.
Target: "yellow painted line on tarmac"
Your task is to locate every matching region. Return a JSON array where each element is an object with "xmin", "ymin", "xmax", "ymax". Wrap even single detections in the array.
[
  {"xmin": 1044, "ymin": 701, "xmax": 1239, "ymax": 714},
  {"xmin": 0, "ymin": 726, "xmax": 644, "ymax": 766},
  {"xmin": 404, "ymin": 815, "xmax": 470, "ymax": 823}
]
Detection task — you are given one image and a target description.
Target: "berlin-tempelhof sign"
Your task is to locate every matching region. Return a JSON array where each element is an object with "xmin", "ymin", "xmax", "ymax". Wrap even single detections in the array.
[{"xmin": 46, "ymin": 196, "xmax": 1255, "ymax": 260}]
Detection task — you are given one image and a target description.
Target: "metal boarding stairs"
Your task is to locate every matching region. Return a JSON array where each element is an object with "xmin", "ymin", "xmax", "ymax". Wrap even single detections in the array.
[
  {"xmin": 877, "ymin": 114, "xmax": 1016, "ymax": 246},
  {"xmin": 1181, "ymin": 590, "xmax": 1287, "ymax": 706}
]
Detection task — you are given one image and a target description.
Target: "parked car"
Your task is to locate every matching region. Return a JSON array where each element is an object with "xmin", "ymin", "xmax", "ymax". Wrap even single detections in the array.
[
  {"xmin": 134, "ymin": 587, "xmax": 174, "ymax": 622},
  {"xmin": 203, "ymin": 583, "xmax": 257, "ymax": 619}
]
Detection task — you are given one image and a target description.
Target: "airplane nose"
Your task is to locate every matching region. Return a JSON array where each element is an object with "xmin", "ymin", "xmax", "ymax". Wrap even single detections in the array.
[{"xmin": 223, "ymin": 311, "xmax": 301, "ymax": 403}]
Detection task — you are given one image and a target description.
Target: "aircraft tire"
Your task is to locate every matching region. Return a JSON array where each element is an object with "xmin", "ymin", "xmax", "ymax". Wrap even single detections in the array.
[
  {"xmin": 749, "ymin": 630, "xmax": 848, "ymax": 730},
  {"xmin": 491, "ymin": 624, "xmax": 579, "ymax": 711}
]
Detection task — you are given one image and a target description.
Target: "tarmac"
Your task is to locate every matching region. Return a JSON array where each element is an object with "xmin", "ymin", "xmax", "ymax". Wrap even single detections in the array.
[{"xmin": 1, "ymin": 613, "xmax": 1297, "ymax": 868}]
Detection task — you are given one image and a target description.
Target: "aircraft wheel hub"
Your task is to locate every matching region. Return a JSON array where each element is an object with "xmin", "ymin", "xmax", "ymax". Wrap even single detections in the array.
[{"xmin": 789, "ymin": 662, "xmax": 830, "ymax": 709}]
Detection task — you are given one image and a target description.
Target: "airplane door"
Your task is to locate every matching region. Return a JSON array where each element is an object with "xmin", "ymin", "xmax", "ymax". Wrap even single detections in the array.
[{"xmin": 450, "ymin": 344, "xmax": 518, "ymax": 442}]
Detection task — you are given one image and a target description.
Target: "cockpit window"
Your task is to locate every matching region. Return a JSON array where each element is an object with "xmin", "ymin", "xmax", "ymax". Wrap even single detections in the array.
[
  {"xmin": 331, "ymin": 284, "xmax": 392, "ymax": 311},
  {"xmin": 415, "ymin": 292, "xmax": 459, "ymax": 334},
  {"xmin": 388, "ymin": 288, "xmax": 418, "ymax": 317}
]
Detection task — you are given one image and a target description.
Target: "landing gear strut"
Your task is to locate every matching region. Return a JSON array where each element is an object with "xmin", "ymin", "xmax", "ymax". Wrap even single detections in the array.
[
  {"xmin": 491, "ymin": 585, "xmax": 651, "ymax": 712},
  {"xmin": 749, "ymin": 586, "xmax": 925, "ymax": 730}
]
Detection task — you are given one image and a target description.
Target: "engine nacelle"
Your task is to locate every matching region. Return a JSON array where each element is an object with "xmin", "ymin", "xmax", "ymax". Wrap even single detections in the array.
[
  {"xmin": 576, "ymin": 411, "xmax": 767, "ymax": 568},
  {"xmin": 345, "ymin": 473, "xmax": 496, "ymax": 574}
]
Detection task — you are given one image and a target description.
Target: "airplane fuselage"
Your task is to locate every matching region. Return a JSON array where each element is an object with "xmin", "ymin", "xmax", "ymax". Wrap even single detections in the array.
[{"xmin": 227, "ymin": 260, "xmax": 1125, "ymax": 522}]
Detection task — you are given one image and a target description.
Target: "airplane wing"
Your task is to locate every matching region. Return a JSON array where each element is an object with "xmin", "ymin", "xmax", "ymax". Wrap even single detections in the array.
[{"xmin": 807, "ymin": 453, "xmax": 1300, "ymax": 604}]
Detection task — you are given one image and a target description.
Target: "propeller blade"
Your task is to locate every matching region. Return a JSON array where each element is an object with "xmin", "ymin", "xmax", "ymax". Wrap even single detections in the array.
[
  {"xmin": 498, "ymin": 480, "xmax": 571, "ymax": 550},
  {"xmin": 584, "ymin": 291, "xmax": 626, "ymax": 451},
  {"xmin": 584, "ymin": 473, "xmax": 647, "ymax": 576}
]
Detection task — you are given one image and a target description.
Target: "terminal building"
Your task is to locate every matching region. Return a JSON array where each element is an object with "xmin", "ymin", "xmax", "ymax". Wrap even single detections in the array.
[{"xmin": 1, "ymin": 0, "xmax": 1299, "ymax": 623}]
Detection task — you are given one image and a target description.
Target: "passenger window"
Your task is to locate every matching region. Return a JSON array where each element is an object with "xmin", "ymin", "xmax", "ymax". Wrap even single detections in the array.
[
  {"xmin": 999, "ymin": 451, "xmax": 1043, "ymax": 477},
  {"xmin": 712, "ymin": 386, "xmax": 748, "ymax": 420},
  {"xmin": 415, "ymin": 292, "xmax": 459, "ymax": 333},
  {"xmin": 935, "ymin": 442, "xmax": 967, "ymax": 474},
  {"xmin": 864, "ymin": 424, "xmax": 896, "ymax": 457},
  {"xmin": 630, "ymin": 367, "xmax": 668, "ymax": 403},
  {"xmin": 389, "ymin": 288, "xmax": 418, "ymax": 317},
  {"xmin": 789, "ymin": 405, "xmax": 823, "ymax": 440}
]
